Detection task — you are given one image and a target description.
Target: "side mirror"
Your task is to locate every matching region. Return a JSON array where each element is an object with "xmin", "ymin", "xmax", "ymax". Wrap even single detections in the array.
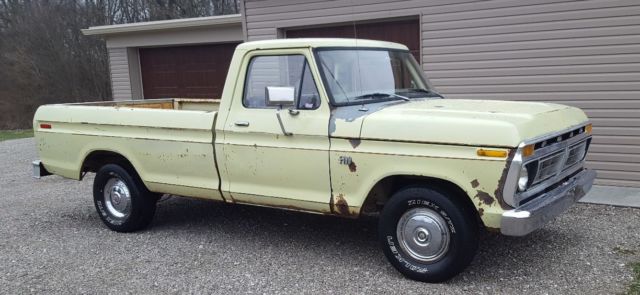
[{"xmin": 265, "ymin": 86, "xmax": 295, "ymax": 107}]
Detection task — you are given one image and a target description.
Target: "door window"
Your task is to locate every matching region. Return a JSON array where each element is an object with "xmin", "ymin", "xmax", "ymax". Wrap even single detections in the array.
[{"xmin": 243, "ymin": 55, "xmax": 320, "ymax": 109}]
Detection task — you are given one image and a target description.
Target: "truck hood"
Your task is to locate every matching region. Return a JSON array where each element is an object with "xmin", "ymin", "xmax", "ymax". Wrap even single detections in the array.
[{"xmin": 358, "ymin": 99, "xmax": 589, "ymax": 147}]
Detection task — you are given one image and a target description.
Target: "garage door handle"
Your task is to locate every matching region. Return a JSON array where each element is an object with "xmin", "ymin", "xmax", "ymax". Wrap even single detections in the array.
[{"xmin": 234, "ymin": 121, "xmax": 249, "ymax": 127}]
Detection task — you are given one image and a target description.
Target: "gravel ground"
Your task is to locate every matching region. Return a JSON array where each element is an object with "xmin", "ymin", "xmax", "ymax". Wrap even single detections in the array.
[{"xmin": 1, "ymin": 138, "xmax": 639, "ymax": 294}]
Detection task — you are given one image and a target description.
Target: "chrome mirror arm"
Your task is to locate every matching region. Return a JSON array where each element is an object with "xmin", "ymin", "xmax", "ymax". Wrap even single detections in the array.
[{"xmin": 276, "ymin": 107, "xmax": 293, "ymax": 136}]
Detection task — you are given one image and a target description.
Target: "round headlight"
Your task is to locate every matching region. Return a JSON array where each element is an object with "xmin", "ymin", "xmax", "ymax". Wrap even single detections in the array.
[{"xmin": 517, "ymin": 165, "xmax": 529, "ymax": 191}]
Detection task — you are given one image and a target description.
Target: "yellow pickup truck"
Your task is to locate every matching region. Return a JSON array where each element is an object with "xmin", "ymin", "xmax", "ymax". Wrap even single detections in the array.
[{"xmin": 32, "ymin": 38, "xmax": 596, "ymax": 282}]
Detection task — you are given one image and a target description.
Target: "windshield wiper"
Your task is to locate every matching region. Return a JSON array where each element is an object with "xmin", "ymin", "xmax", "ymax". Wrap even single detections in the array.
[
  {"xmin": 354, "ymin": 92, "xmax": 410, "ymax": 101},
  {"xmin": 406, "ymin": 88, "xmax": 444, "ymax": 98},
  {"xmin": 318, "ymin": 59, "xmax": 351, "ymax": 102}
]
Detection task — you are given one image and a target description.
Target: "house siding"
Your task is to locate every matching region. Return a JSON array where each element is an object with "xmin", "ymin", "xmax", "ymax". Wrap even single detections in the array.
[
  {"xmin": 107, "ymin": 47, "xmax": 132, "ymax": 101},
  {"xmin": 244, "ymin": 0, "xmax": 640, "ymax": 187},
  {"xmin": 127, "ymin": 48, "xmax": 143, "ymax": 100}
]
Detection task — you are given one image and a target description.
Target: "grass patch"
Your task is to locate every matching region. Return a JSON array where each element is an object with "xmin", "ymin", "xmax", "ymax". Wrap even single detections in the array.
[
  {"xmin": 0, "ymin": 129, "xmax": 33, "ymax": 142},
  {"xmin": 628, "ymin": 262, "xmax": 640, "ymax": 295},
  {"xmin": 616, "ymin": 246, "xmax": 638, "ymax": 255}
]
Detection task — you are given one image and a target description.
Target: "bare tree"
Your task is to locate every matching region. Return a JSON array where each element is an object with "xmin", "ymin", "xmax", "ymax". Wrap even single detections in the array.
[{"xmin": 0, "ymin": 0, "xmax": 238, "ymax": 129}]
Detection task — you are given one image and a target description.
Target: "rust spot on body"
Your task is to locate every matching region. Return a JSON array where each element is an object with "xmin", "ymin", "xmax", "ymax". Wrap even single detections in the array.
[
  {"xmin": 474, "ymin": 190, "xmax": 495, "ymax": 206},
  {"xmin": 485, "ymin": 226, "xmax": 500, "ymax": 233},
  {"xmin": 478, "ymin": 208, "xmax": 484, "ymax": 216},
  {"xmin": 348, "ymin": 138, "xmax": 361, "ymax": 149},
  {"xmin": 331, "ymin": 194, "xmax": 355, "ymax": 217},
  {"xmin": 471, "ymin": 179, "xmax": 479, "ymax": 188},
  {"xmin": 494, "ymin": 149, "xmax": 516, "ymax": 209},
  {"xmin": 348, "ymin": 161, "xmax": 357, "ymax": 172}
]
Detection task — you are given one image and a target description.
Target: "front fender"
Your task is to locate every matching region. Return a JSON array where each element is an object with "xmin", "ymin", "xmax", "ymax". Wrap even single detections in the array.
[{"xmin": 329, "ymin": 138, "xmax": 513, "ymax": 229}]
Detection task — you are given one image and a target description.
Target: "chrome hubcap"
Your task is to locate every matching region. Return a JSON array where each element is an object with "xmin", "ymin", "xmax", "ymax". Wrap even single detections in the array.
[
  {"xmin": 103, "ymin": 178, "xmax": 131, "ymax": 219},
  {"xmin": 396, "ymin": 208, "xmax": 450, "ymax": 263}
]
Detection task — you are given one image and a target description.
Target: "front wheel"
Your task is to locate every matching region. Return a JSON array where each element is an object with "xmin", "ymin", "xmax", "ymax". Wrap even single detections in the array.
[
  {"xmin": 93, "ymin": 164, "xmax": 157, "ymax": 232},
  {"xmin": 378, "ymin": 186, "xmax": 478, "ymax": 283}
]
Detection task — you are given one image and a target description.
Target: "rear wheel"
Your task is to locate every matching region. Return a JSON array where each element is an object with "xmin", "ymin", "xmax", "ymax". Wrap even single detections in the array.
[
  {"xmin": 93, "ymin": 164, "xmax": 157, "ymax": 232},
  {"xmin": 378, "ymin": 185, "xmax": 478, "ymax": 283}
]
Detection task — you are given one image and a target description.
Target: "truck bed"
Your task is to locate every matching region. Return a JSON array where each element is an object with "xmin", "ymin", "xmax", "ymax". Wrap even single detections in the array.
[
  {"xmin": 72, "ymin": 98, "xmax": 220, "ymax": 112},
  {"xmin": 33, "ymin": 98, "xmax": 223, "ymax": 201}
]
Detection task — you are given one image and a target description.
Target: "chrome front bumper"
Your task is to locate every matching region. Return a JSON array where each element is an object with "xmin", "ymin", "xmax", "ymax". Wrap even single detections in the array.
[{"xmin": 500, "ymin": 168, "xmax": 596, "ymax": 236}]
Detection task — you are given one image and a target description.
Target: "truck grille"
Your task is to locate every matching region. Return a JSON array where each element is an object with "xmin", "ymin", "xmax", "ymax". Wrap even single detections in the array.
[
  {"xmin": 533, "ymin": 152, "xmax": 564, "ymax": 184},
  {"xmin": 530, "ymin": 139, "xmax": 589, "ymax": 185},
  {"xmin": 534, "ymin": 125, "xmax": 588, "ymax": 149},
  {"xmin": 565, "ymin": 141, "xmax": 588, "ymax": 168},
  {"xmin": 511, "ymin": 124, "xmax": 592, "ymax": 207}
]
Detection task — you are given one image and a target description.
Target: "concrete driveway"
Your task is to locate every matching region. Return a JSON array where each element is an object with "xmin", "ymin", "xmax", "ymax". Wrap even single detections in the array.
[{"xmin": 1, "ymin": 138, "xmax": 639, "ymax": 294}]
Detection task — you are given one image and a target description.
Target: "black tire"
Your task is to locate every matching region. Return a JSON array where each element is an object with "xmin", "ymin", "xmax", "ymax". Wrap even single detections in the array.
[
  {"xmin": 93, "ymin": 164, "xmax": 157, "ymax": 232},
  {"xmin": 378, "ymin": 185, "xmax": 478, "ymax": 283}
]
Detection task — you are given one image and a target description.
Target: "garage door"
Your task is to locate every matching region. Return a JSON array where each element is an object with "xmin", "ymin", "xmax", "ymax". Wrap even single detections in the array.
[
  {"xmin": 285, "ymin": 19, "xmax": 420, "ymax": 61},
  {"xmin": 139, "ymin": 43, "xmax": 240, "ymax": 99}
]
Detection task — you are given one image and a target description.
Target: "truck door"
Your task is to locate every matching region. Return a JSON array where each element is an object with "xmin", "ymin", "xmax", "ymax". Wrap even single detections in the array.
[{"xmin": 220, "ymin": 49, "xmax": 331, "ymax": 212}]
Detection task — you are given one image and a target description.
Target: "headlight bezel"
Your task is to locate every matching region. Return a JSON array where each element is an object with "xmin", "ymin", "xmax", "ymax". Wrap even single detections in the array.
[
  {"xmin": 517, "ymin": 166, "xmax": 528, "ymax": 191},
  {"xmin": 517, "ymin": 161, "xmax": 538, "ymax": 192}
]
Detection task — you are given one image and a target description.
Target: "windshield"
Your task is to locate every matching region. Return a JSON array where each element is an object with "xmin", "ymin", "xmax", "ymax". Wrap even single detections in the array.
[{"xmin": 316, "ymin": 48, "xmax": 441, "ymax": 105}]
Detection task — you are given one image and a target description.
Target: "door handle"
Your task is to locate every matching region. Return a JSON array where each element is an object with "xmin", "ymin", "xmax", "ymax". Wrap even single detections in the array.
[
  {"xmin": 288, "ymin": 108, "xmax": 300, "ymax": 116},
  {"xmin": 234, "ymin": 121, "xmax": 249, "ymax": 127}
]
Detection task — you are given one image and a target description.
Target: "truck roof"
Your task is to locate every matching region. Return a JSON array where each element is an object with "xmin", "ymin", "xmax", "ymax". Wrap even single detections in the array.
[{"xmin": 236, "ymin": 38, "xmax": 409, "ymax": 51}]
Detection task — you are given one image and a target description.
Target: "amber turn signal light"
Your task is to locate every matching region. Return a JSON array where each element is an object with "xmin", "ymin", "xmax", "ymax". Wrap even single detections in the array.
[
  {"xmin": 477, "ymin": 148, "xmax": 508, "ymax": 158},
  {"xmin": 522, "ymin": 144, "xmax": 535, "ymax": 157},
  {"xmin": 585, "ymin": 123, "xmax": 592, "ymax": 135}
]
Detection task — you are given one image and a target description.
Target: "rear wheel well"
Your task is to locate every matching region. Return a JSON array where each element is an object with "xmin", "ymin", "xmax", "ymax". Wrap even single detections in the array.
[
  {"xmin": 360, "ymin": 175, "xmax": 482, "ymax": 227},
  {"xmin": 81, "ymin": 150, "xmax": 139, "ymax": 180},
  {"xmin": 83, "ymin": 150, "xmax": 162, "ymax": 199}
]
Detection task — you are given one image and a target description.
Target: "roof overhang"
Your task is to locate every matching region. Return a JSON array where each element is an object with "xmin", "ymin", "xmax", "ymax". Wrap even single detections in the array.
[
  {"xmin": 237, "ymin": 38, "xmax": 409, "ymax": 51},
  {"xmin": 82, "ymin": 14, "xmax": 242, "ymax": 36}
]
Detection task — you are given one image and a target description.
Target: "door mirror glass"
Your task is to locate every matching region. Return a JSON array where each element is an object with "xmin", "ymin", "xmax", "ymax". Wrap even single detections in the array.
[{"xmin": 265, "ymin": 86, "xmax": 295, "ymax": 106}]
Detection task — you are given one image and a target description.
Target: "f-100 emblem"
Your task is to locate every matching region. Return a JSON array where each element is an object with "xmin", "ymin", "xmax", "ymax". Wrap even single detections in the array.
[{"xmin": 339, "ymin": 156, "xmax": 352, "ymax": 165}]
